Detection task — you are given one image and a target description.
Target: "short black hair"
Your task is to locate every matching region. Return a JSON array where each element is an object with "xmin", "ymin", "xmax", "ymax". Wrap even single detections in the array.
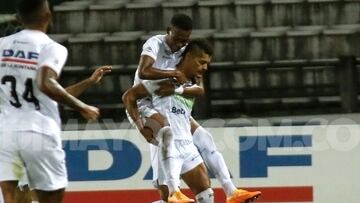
[
  {"xmin": 183, "ymin": 38, "xmax": 213, "ymax": 57},
  {"xmin": 17, "ymin": 0, "xmax": 47, "ymax": 24},
  {"xmin": 171, "ymin": 13, "xmax": 193, "ymax": 31}
]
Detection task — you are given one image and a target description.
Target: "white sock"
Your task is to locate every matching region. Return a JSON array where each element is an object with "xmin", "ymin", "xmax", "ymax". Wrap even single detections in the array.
[
  {"xmin": 193, "ymin": 127, "xmax": 237, "ymax": 197},
  {"xmin": 152, "ymin": 201, "xmax": 167, "ymax": 203},
  {"xmin": 158, "ymin": 126, "xmax": 181, "ymax": 195},
  {"xmin": 195, "ymin": 188, "xmax": 214, "ymax": 203}
]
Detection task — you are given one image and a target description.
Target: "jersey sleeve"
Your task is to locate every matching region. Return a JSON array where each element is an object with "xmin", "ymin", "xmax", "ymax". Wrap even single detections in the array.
[
  {"xmin": 141, "ymin": 36, "xmax": 160, "ymax": 61},
  {"xmin": 38, "ymin": 42, "xmax": 68, "ymax": 76}
]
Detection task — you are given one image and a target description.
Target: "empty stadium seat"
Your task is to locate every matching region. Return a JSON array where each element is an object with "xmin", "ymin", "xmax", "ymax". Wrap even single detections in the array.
[
  {"xmin": 235, "ymin": 0, "xmax": 268, "ymax": 29},
  {"xmin": 320, "ymin": 24, "xmax": 360, "ymax": 58},
  {"xmin": 104, "ymin": 31, "xmax": 145, "ymax": 65},
  {"xmin": 268, "ymin": 0, "xmax": 306, "ymax": 27},
  {"xmin": 197, "ymin": 0, "xmax": 236, "ymax": 30},
  {"xmin": 307, "ymin": 0, "xmax": 340, "ymax": 26},
  {"xmin": 161, "ymin": 1, "xmax": 197, "ymax": 29},
  {"xmin": 125, "ymin": 1, "xmax": 163, "ymax": 31},
  {"xmin": 53, "ymin": 1, "xmax": 92, "ymax": 33},
  {"xmin": 68, "ymin": 32, "xmax": 109, "ymax": 66},
  {"xmin": 285, "ymin": 25, "xmax": 324, "ymax": 60},
  {"xmin": 212, "ymin": 28, "xmax": 253, "ymax": 62},
  {"xmin": 249, "ymin": 27, "xmax": 290, "ymax": 61},
  {"xmin": 338, "ymin": 0, "xmax": 360, "ymax": 25},
  {"xmin": 86, "ymin": 1, "xmax": 127, "ymax": 33}
]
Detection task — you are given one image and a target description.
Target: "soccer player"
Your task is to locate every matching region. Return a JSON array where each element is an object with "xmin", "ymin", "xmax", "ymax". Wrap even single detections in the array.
[
  {"xmin": 14, "ymin": 66, "xmax": 112, "ymax": 203},
  {"xmin": 130, "ymin": 13, "xmax": 261, "ymax": 203},
  {"xmin": 0, "ymin": 1, "xmax": 100, "ymax": 203},
  {"xmin": 124, "ymin": 39, "xmax": 214, "ymax": 203}
]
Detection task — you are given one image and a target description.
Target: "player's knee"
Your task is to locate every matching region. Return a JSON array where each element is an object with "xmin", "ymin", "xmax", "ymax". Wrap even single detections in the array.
[
  {"xmin": 193, "ymin": 127, "xmax": 217, "ymax": 153},
  {"xmin": 195, "ymin": 188, "xmax": 214, "ymax": 203}
]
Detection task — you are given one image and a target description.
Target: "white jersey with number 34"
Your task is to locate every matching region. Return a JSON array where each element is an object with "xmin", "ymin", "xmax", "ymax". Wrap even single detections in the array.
[{"xmin": 0, "ymin": 29, "xmax": 68, "ymax": 136}]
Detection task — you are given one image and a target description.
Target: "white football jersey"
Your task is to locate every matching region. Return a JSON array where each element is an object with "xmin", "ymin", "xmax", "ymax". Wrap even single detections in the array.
[
  {"xmin": 133, "ymin": 34, "xmax": 185, "ymax": 86},
  {"xmin": 133, "ymin": 34, "xmax": 185, "ymax": 110},
  {"xmin": 142, "ymin": 79, "xmax": 194, "ymax": 140},
  {"xmin": 0, "ymin": 29, "xmax": 68, "ymax": 136}
]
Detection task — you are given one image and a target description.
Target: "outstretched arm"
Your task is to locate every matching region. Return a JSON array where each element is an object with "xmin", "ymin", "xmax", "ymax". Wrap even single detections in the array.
[
  {"xmin": 37, "ymin": 66, "xmax": 99, "ymax": 120},
  {"xmin": 65, "ymin": 66, "xmax": 112, "ymax": 97}
]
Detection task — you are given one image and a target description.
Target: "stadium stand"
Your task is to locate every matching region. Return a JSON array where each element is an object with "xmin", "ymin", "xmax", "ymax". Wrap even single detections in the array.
[{"xmin": 1, "ymin": 0, "xmax": 359, "ymax": 120}]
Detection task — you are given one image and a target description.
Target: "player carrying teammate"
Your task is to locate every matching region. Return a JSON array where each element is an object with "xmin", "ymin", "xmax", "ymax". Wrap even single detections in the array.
[
  {"xmin": 127, "ymin": 13, "xmax": 261, "ymax": 203},
  {"xmin": 124, "ymin": 39, "xmax": 214, "ymax": 203}
]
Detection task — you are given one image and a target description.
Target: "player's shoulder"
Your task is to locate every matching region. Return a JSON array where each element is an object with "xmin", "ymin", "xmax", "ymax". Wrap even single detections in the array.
[
  {"xmin": 42, "ymin": 41, "xmax": 68, "ymax": 55},
  {"xmin": 146, "ymin": 34, "xmax": 166, "ymax": 45}
]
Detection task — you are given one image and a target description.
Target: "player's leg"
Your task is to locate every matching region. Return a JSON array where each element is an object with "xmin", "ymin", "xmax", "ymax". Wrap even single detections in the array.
[
  {"xmin": 15, "ymin": 167, "xmax": 39, "ymax": 203},
  {"xmin": 190, "ymin": 118, "xmax": 261, "ymax": 203},
  {"xmin": 0, "ymin": 181, "xmax": 17, "ymax": 203},
  {"xmin": 19, "ymin": 132, "xmax": 67, "ymax": 203},
  {"xmin": 35, "ymin": 189, "xmax": 64, "ymax": 203},
  {"xmin": 157, "ymin": 127, "xmax": 194, "ymax": 203},
  {"xmin": 0, "ymin": 132, "xmax": 24, "ymax": 203},
  {"xmin": 15, "ymin": 185, "xmax": 32, "ymax": 203},
  {"xmin": 182, "ymin": 163, "xmax": 214, "ymax": 203},
  {"xmin": 15, "ymin": 183, "xmax": 39, "ymax": 203},
  {"xmin": 146, "ymin": 113, "xmax": 169, "ymax": 202},
  {"xmin": 127, "ymin": 106, "xmax": 171, "ymax": 202},
  {"xmin": 179, "ymin": 141, "xmax": 213, "ymax": 203},
  {"xmin": 190, "ymin": 118, "xmax": 237, "ymax": 195}
]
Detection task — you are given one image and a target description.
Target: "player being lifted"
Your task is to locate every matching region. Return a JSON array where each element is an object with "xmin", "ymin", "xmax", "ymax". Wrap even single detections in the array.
[
  {"xmin": 0, "ymin": 0, "xmax": 102, "ymax": 203},
  {"xmin": 124, "ymin": 39, "xmax": 215, "ymax": 203},
  {"xmin": 126, "ymin": 13, "xmax": 261, "ymax": 203}
]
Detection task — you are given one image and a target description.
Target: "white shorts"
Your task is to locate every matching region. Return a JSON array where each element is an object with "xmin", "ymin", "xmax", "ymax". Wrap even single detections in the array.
[
  {"xmin": 128, "ymin": 99, "xmax": 201, "ymax": 186},
  {"xmin": 151, "ymin": 139, "xmax": 203, "ymax": 187},
  {"xmin": 126, "ymin": 98, "xmax": 158, "ymax": 127},
  {"xmin": 0, "ymin": 131, "xmax": 68, "ymax": 191}
]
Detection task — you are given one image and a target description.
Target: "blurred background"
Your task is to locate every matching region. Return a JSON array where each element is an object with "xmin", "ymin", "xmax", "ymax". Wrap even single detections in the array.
[{"xmin": 1, "ymin": 0, "xmax": 360, "ymax": 124}]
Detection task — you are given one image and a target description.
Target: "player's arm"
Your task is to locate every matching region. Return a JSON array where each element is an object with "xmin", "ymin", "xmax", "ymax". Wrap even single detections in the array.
[
  {"xmin": 155, "ymin": 78, "xmax": 205, "ymax": 98},
  {"xmin": 37, "ymin": 44, "xmax": 99, "ymax": 120},
  {"xmin": 122, "ymin": 84, "xmax": 150, "ymax": 130},
  {"xmin": 182, "ymin": 77, "xmax": 205, "ymax": 97},
  {"xmin": 122, "ymin": 84, "xmax": 158, "ymax": 145},
  {"xmin": 138, "ymin": 55, "xmax": 186, "ymax": 83},
  {"xmin": 37, "ymin": 67, "xmax": 99, "ymax": 120},
  {"xmin": 65, "ymin": 66, "xmax": 112, "ymax": 97}
]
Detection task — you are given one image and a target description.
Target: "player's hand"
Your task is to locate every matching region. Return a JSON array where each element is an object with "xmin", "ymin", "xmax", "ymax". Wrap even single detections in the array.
[
  {"xmin": 140, "ymin": 127, "xmax": 159, "ymax": 146},
  {"xmin": 89, "ymin": 66, "xmax": 112, "ymax": 84},
  {"xmin": 80, "ymin": 105, "xmax": 100, "ymax": 121},
  {"xmin": 173, "ymin": 70, "xmax": 187, "ymax": 84},
  {"xmin": 155, "ymin": 80, "xmax": 175, "ymax": 97}
]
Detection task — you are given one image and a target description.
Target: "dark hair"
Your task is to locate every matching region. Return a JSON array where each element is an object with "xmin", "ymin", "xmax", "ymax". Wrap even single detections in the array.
[
  {"xmin": 182, "ymin": 38, "xmax": 213, "ymax": 57},
  {"xmin": 17, "ymin": 0, "xmax": 47, "ymax": 24},
  {"xmin": 171, "ymin": 13, "xmax": 193, "ymax": 31}
]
